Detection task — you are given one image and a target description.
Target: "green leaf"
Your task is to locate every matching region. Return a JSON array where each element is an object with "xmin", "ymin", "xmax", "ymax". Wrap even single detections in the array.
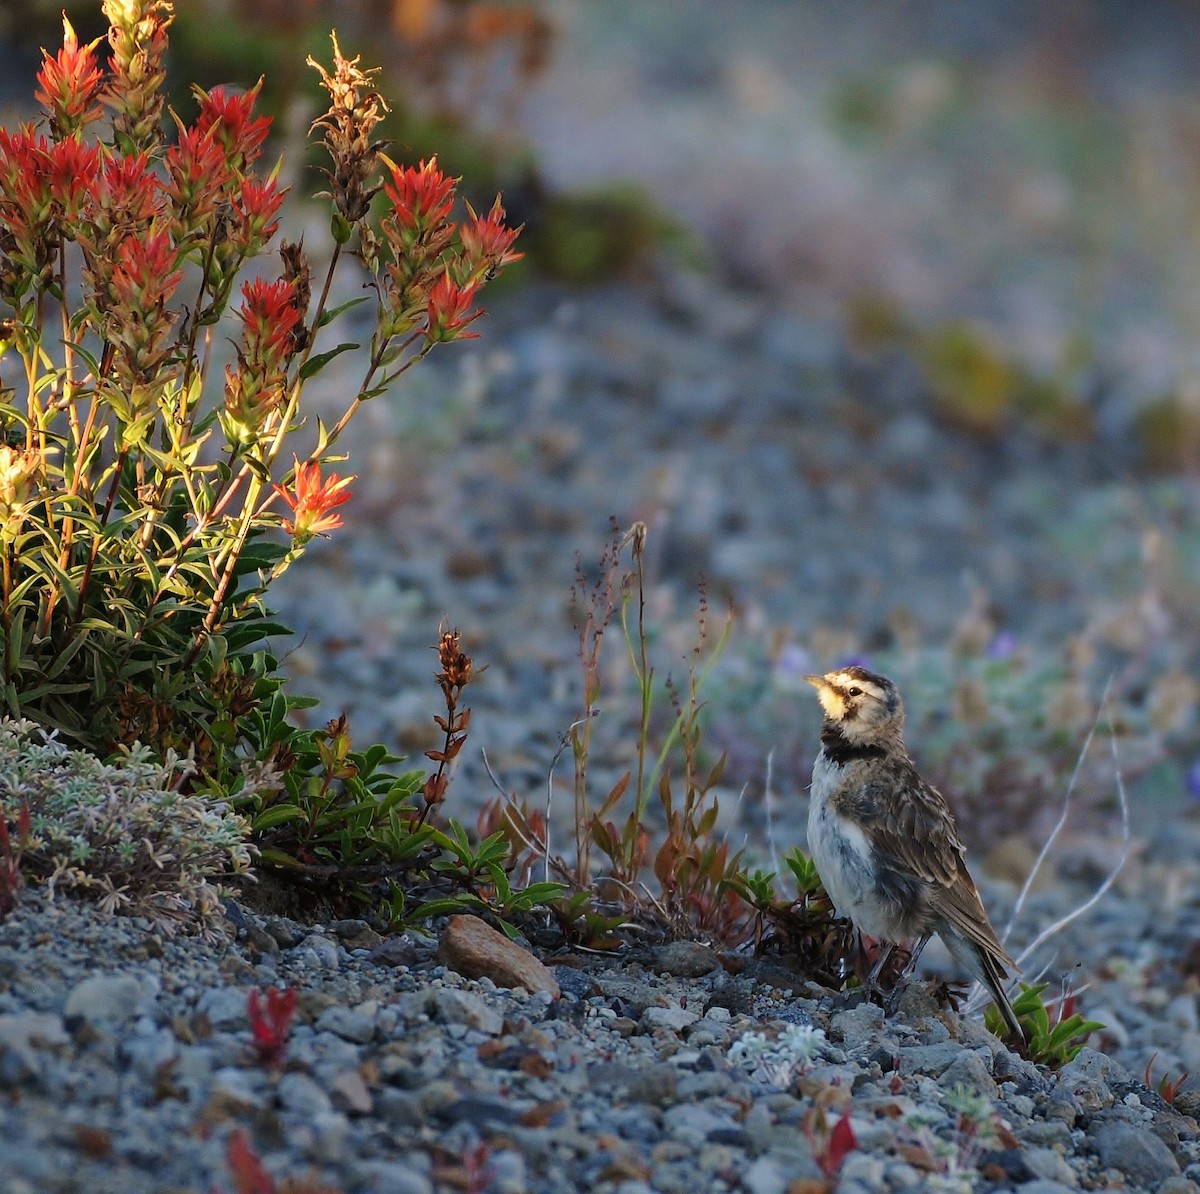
[
  {"xmin": 409, "ymin": 896, "xmax": 484, "ymax": 922},
  {"xmin": 256, "ymin": 846, "xmax": 309, "ymax": 869},
  {"xmin": 298, "ymin": 342, "xmax": 359, "ymax": 381},
  {"xmin": 42, "ymin": 627, "xmax": 89, "ymax": 680},
  {"xmin": 251, "ymin": 804, "xmax": 310, "ymax": 830},
  {"xmin": 318, "ymin": 296, "xmax": 371, "ymax": 327},
  {"xmin": 514, "ymin": 881, "xmax": 566, "ymax": 904}
]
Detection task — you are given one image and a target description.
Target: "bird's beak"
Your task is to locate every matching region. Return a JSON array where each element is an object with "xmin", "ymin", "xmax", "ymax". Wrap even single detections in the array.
[{"xmin": 804, "ymin": 673, "xmax": 828, "ymax": 690}]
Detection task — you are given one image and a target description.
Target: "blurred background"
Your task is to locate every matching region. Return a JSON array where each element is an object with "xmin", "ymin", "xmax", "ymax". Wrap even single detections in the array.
[{"xmin": 4, "ymin": 0, "xmax": 1200, "ymax": 868}]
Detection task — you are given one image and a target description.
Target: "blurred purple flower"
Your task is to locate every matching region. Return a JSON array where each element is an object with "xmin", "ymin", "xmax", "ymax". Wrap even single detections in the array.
[
  {"xmin": 838, "ymin": 654, "xmax": 873, "ymax": 671},
  {"xmin": 1187, "ymin": 757, "xmax": 1200, "ymax": 801},
  {"xmin": 988, "ymin": 632, "xmax": 1016, "ymax": 661},
  {"xmin": 774, "ymin": 642, "xmax": 813, "ymax": 687}
]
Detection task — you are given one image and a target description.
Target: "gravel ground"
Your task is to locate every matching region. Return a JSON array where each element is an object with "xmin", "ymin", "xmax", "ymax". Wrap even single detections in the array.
[{"xmin": 2, "ymin": 815, "xmax": 1199, "ymax": 1194}]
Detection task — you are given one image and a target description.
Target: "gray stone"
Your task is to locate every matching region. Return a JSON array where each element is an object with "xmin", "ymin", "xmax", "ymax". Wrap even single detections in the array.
[
  {"xmin": 641, "ymin": 1004, "xmax": 700, "ymax": 1032},
  {"xmin": 295, "ymin": 935, "xmax": 343, "ymax": 969},
  {"xmin": 307, "ymin": 1109, "xmax": 350, "ymax": 1161},
  {"xmin": 830, "ymin": 1002, "xmax": 885, "ymax": 1038},
  {"xmin": 896, "ymin": 1042, "xmax": 963, "ymax": 1076},
  {"xmin": 193, "ymin": 986, "xmax": 251, "ymax": 1029},
  {"xmin": 939, "ymin": 1050, "xmax": 998, "ymax": 1099},
  {"xmin": 840, "ymin": 1154, "xmax": 887, "ymax": 1188},
  {"xmin": 625, "ymin": 1062, "xmax": 679, "ymax": 1105},
  {"xmin": 489, "ymin": 1148, "xmax": 528, "ymax": 1194},
  {"xmin": 209, "ymin": 1066, "xmax": 264, "ymax": 1113},
  {"xmin": 120, "ymin": 1027, "xmax": 180, "ymax": 1083},
  {"xmin": 63, "ymin": 973, "xmax": 146, "ymax": 1026},
  {"xmin": 0, "ymin": 1011, "xmax": 68, "ymax": 1054},
  {"xmin": 417, "ymin": 1079, "xmax": 462, "ymax": 1115},
  {"xmin": 277, "ymin": 1071, "xmax": 334, "ymax": 1117},
  {"xmin": 329, "ymin": 1067, "xmax": 373, "ymax": 1115},
  {"xmin": 351, "ymin": 1162, "xmax": 433, "ymax": 1194},
  {"xmin": 1093, "ymin": 1120, "xmax": 1180, "ymax": 1185},
  {"xmin": 315, "ymin": 1004, "xmax": 376, "ymax": 1044},
  {"xmin": 662, "ymin": 1103, "xmax": 735, "ymax": 1146},
  {"xmin": 1158, "ymin": 1179, "xmax": 1200, "ymax": 1194},
  {"xmin": 1023, "ymin": 1146, "xmax": 1078, "ymax": 1186},
  {"xmin": 263, "ymin": 917, "xmax": 306, "ymax": 949},
  {"xmin": 396, "ymin": 988, "xmax": 503, "ymax": 1035},
  {"xmin": 740, "ymin": 1156, "xmax": 787, "ymax": 1194},
  {"xmin": 1059, "ymin": 1047, "xmax": 1129, "ymax": 1112},
  {"xmin": 653, "ymin": 941, "xmax": 721, "ymax": 978},
  {"xmin": 0, "ymin": 1011, "xmax": 67, "ymax": 1085}
]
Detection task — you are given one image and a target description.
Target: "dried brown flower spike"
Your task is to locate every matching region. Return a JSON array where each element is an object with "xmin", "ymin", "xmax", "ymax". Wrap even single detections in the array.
[{"xmin": 307, "ymin": 32, "xmax": 391, "ymax": 241}]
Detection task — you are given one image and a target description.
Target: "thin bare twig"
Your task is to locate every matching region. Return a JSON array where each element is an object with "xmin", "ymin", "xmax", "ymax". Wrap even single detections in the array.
[
  {"xmin": 1009, "ymin": 700, "xmax": 1130, "ymax": 971},
  {"xmin": 548, "ymin": 718, "xmax": 590, "ymax": 887},
  {"xmin": 1000, "ymin": 672, "xmax": 1116, "ymax": 946},
  {"xmin": 966, "ymin": 677, "xmax": 1128, "ymax": 1016},
  {"xmin": 763, "ymin": 747, "xmax": 780, "ymax": 878}
]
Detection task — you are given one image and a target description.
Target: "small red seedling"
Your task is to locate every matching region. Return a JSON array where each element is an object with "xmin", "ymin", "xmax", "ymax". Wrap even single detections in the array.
[
  {"xmin": 223, "ymin": 1128, "xmax": 341, "ymax": 1194},
  {"xmin": 1144, "ymin": 1052, "xmax": 1191, "ymax": 1106},
  {"xmin": 804, "ymin": 1098, "xmax": 857, "ymax": 1179},
  {"xmin": 247, "ymin": 986, "xmax": 297, "ymax": 1070}
]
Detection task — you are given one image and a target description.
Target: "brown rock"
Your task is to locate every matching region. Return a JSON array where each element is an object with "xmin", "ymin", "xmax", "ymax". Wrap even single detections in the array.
[{"xmin": 438, "ymin": 915, "xmax": 560, "ymax": 998}]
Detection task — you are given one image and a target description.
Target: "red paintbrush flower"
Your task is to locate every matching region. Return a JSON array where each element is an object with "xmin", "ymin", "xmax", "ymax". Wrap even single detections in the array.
[
  {"xmin": 460, "ymin": 195, "xmax": 523, "ymax": 281},
  {"xmin": 273, "ymin": 458, "xmax": 354, "ymax": 542},
  {"xmin": 239, "ymin": 277, "xmax": 303, "ymax": 369},
  {"xmin": 162, "ymin": 125, "xmax": 229, "ymax": 230},
  {"xmin": 384, "ymin": 157, "xmax": 456, "ymax": 240},
  {"xmin": 425, "ymin": 272, "xmax": 480, "ymax": 343},
  {"xmin": 35, "ymin": 16, "xmax": 105, "ymax": 140},
  {"xmin": 194, "ymin": 81, "xmax": 272, "ymax": 172}
]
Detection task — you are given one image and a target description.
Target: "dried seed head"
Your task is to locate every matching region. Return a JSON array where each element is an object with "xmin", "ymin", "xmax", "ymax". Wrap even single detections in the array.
[
  {"xmin": 308, "ymin": 32, "xmax": 390, "ymax": 229},
  {"xmin": 437, "ymin": 629, "xmax": 472, "ymax": 691}
]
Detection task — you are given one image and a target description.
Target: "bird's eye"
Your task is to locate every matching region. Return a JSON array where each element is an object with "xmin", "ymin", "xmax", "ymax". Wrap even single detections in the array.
[{"xmin": 847, "ymin": 686, "xmax": 862, "ymax": 697}]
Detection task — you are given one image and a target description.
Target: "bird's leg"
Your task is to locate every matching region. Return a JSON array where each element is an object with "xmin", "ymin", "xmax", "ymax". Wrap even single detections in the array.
[
  {"xmin": 883, "ymin": 933, "xmax": 932, "ymax": 1014},
  {"xmin": 852, "ymin": 939, "xmax": 896, "ymax": 1008},
  {"xmin": 901, "ymin": 933, "xmax": 932, "ymax": 979},
  {"xmin": 866, "ymin": 942, "xmax": 896, "ymax": 989}
]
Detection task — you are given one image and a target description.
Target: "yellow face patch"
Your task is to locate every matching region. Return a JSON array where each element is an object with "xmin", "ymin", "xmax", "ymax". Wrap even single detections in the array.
[{"xmin": 805, "ymin": 674, "xmax": 848, "ymax": 720}]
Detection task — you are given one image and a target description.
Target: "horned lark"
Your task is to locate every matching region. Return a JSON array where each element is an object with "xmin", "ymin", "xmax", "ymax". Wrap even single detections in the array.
[{"xmin": 804, "ymin": 666, "xmax": 1024, "ymax": 1041}]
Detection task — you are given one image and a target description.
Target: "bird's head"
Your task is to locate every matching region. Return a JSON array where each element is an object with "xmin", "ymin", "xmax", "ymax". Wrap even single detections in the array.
[{"xmin": 804, "ymin": 665, "xmax": 904, "ymax": 744}]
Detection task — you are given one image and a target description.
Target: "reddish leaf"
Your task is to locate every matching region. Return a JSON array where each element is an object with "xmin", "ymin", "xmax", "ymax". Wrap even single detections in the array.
[
  {"xmin": 696, "ymin": 802, "xmax": 719, "ymax": 837},
  {"xmin": 819, "ymin": 1105, "xmax": 856, "ymax": 1177},
  {"xmin": 596, "ymin": 771, "xmax": 631, "ymax": 818},
  {"xmin": 226, "ymin": 1129, "xmax": 275, "ymax": 1194},
  {"xmin": 704, "ymin": 751, "xmax": 727, "ymax": 791},
  {"xmin": 590, "ymin": 818, "xmax": 617, "ymax": 860}
]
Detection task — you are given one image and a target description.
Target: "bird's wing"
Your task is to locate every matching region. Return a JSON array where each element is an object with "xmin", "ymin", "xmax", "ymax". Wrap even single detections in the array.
[
  {"xmin": 852, "ymin": 759, "xmax": 964, "ymax": 888},
  {"xmin": 854, "ymin": 761, "xmax": 1016, "ymax": 968}
]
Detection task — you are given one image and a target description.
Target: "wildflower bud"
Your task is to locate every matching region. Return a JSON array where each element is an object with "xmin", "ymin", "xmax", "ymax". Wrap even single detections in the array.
[
  {"xmin": 193, "ymin": 82, "xmax": 272, "ymax": 176},
  {"xmin": 331, "ymin": 210, "xmax": 354, "ymax": 245},
  {"xmin": 0, "ymin": 445, "xmax": 41, "ymax": 536},
  {"xmin": 102, "ymin": 0, "xmax": 174, "ymax": 155},
  {"xmin": 221, "ymin": 277, "xmax": 305, "ymax": 443}
]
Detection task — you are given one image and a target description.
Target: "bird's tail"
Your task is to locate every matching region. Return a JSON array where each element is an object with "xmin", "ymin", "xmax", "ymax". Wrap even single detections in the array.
[{"xmin": 943, "ymin": 931, "xmax": 1026, "ymax": 1045}]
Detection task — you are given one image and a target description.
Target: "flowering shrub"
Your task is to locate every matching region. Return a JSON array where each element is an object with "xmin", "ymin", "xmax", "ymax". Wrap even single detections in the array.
[{"xmin": 0, "ymin": 4, "xmax": 520, "ymax": 783}]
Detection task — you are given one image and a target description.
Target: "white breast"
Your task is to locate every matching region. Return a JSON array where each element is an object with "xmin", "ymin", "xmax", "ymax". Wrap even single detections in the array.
[{"xmin": 807, "ymin": 753, "xmax": 895, "ymax": 940}]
